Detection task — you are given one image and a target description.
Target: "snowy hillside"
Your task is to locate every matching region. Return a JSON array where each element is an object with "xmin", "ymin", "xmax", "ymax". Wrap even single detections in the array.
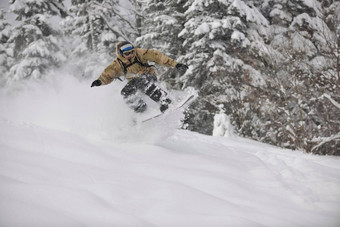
[{"xmin": 1, "ymin": 76, "xmax": 340, "ymax": 227}]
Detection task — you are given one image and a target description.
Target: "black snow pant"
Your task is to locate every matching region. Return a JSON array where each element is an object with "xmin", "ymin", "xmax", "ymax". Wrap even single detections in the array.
[{"xmin": 121, "ymin": 74, "xmax": 169, "ymax": 113}]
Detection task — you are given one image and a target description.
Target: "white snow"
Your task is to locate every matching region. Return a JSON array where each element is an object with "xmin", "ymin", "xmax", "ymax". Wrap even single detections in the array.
[
  {"xmin": 22, "ymin": 39, "xmax": 50, "ymax": 57},
  {"xmin": 229, "ymin": 0, "xmax": 269, "ymax": 26},
  {"xmin": 0, "ymin": 75, "xmax": 340, "ymax": 227},
  {"xmin": 231, "ymin": 30, "xmax": 251, "ymax": 47},
  {"xmin": 213, "ymin": 108, "xmax": 234, "ymax": 138},
  {"xmin": 194, "ymin": 22, "xmax": 210, "ymax": 36},
  {"xmin": 269, "ymin": 8, "xmax": 292, "ymax": 23}
]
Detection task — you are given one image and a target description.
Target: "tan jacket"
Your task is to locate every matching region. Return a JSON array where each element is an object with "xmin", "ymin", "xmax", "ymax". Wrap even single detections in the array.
[{"xmin": 98, "ymin": 41, "xmax": 178, "ymax": 85}]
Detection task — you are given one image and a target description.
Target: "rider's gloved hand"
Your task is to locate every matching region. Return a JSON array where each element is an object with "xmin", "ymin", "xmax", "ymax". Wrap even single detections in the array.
[
  {"xmin": 176, "ymin": 63, "xmax": 189, "ymax": 72},
  {"xmin": 91, "ymin": 79, "xmax": 102, "ymax": 87}
]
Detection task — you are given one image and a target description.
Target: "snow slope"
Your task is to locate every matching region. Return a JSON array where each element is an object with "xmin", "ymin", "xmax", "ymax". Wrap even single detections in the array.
[{"xmin": 1, "ymin": 75, "xmax": 340, "ymax": 227}]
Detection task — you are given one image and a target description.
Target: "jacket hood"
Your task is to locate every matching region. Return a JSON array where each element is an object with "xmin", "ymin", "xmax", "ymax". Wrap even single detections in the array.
[{"xmin": 116, "ymin": 41, "xmax": 136, "ymax": 61}]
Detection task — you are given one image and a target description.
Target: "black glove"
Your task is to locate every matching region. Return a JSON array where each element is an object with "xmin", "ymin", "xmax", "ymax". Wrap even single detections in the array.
[
  {"xmin": 91, "ymin": 79, "xmax": 102, "ymax": 87},
  {"xmin": 176, "ymin": 63, "xmax": 189, "ymax": 71}
]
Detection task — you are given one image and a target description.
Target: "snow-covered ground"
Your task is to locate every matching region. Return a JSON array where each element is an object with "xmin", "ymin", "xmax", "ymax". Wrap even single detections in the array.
[{"xmin": 1, "ymin": 75, "xmax": 340, "ymax": 227}]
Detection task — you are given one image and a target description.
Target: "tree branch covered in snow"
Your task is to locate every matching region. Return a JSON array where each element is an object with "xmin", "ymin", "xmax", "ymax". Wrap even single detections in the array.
[
  {"xmin": 312, "ymin": 133, "xmax": 340, "ymax": 155},
  {"xmin": 320, "ymin": 93, "xmax": 340, "ymax": 110}
]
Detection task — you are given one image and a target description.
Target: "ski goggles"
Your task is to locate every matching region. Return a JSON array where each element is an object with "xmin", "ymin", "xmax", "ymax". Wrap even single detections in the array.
[{"xmin": 122, "ymin": 50, "xmax": 135, "ymax": 56}]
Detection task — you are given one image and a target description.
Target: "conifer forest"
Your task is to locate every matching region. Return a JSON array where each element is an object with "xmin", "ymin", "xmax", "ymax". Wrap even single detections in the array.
[{"xmin": 0, "ymin": 0, "xmax": 339, "ymax": 155}]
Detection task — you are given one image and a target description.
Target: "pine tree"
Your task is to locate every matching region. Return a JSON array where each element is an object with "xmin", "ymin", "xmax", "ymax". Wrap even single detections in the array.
[
  {"xmin": 61, "ymin": 0, "xmax": 137, "ymax": 78},
  {"xmin": 136, "ymin": 0, "xmax": 187, "ymax": 86},
  {"xmin": 0, "ymin": 9, "xmax": 12, "ymax": 86},
  {"xmin": 7, "ymin": 0, "xmax": 67, "ymax": 83},
  {"xmin": 179, "ymin": 0, "xmax": 270, "ymax": 135},
  {"xmin": 243, "ymin": 0, "xmax": 340, "ymax": 154},
  {"xmin": 137, "ymin": 0, "xmax": 340, "ymax": 155}
]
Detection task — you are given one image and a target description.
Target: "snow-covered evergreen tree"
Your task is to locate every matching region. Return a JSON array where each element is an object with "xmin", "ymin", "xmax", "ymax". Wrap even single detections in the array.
[
  {"xmin": 0, "ymin": 9, "xmax": 12, "ymax": 86},
  {"xmin": 136, "ymin": 0, "xmax": 186, "ymax": 86},
  {"xmin": 144, "ymin": 0, "xmax": 339, "ymax": 155},
  {"xmin": 63, "ymin": 0, "xmax": 136, "ymax": 53},
  {"xmin": 178, "ymin": 0, "xmax": 270, "ymax": 135},
  {"xmin": 61, "ymin": 0, "xmax": 137, "ymax": 78},
  {"xmin": 252, "ymin": 0, "xmax": 340, "ymax": 154},
  {"xmin": 7, "ymin": 0, "xmax": 67, "ymax": 84}
]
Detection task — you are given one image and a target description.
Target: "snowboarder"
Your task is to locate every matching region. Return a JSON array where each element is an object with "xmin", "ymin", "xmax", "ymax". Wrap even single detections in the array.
[{"xmin": 91, "ymin": 41, "xmax": 188, "ymax": 113}]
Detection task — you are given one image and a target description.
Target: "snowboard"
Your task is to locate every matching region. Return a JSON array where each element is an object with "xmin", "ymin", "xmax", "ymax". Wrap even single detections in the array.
[{"xmin": 142, "ymin": 95, "xmax": 194, "ymax": 123}]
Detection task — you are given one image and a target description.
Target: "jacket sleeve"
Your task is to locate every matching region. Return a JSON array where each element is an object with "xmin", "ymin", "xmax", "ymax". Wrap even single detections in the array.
[
  {"xmin": 98, "ymin": 60, "xmax": 124, "ymax": 85},
  {"xmin": 139, "ymin": 49, "xmax": 178, "ymax": 68}
]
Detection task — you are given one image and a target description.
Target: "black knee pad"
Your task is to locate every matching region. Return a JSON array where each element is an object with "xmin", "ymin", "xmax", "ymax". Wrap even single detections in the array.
[{"xmin": 136, "ymin": 74, "xmax": 157, "ymax": 90}]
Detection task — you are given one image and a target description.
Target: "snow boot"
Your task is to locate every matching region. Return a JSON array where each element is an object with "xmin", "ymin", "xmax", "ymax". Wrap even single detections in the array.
[{"xmin": 160, "ymin": 98, "xmax": 172, "ymax": 113}]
